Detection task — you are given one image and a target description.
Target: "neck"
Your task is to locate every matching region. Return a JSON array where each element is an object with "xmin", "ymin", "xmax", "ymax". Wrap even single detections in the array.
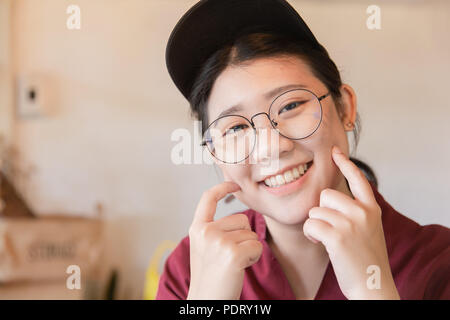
[{"xmin": 264, "ymin": 215, "xmax": 328, "ymax": 261}]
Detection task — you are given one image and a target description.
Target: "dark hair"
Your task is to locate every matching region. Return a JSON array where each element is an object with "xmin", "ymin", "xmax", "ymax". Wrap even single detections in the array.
[{"xmin": 188, "ymin": 31, "xmax": 378, "ymax": 188}]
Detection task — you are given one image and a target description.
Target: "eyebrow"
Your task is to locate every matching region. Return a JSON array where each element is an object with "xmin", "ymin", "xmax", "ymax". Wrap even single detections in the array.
[{"xmin": 215, "ymin": 84, "xmax": 308, "ymax": 119}]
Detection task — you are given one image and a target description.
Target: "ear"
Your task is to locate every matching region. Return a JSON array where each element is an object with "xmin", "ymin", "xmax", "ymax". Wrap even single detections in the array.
[{"xmin": 338, "ymin": 84, "xmax": 358, "ymax": 132}]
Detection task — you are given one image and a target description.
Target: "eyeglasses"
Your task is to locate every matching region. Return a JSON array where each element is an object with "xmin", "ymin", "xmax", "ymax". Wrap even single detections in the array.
[{"xmin": 201, "ymin": 88, "xmax": 331, "ymax": 164}]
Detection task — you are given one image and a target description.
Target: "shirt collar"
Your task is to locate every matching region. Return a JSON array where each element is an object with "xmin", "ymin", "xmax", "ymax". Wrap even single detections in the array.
[{"xmin": 253, "ymin": 208, "xmax": 268, "ymax": 241}]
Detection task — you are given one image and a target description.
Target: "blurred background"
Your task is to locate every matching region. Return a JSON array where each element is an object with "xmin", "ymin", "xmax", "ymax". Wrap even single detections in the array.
[{"xmin": 0, "ymin": 0, "xmax": 448, "ymax": 299}]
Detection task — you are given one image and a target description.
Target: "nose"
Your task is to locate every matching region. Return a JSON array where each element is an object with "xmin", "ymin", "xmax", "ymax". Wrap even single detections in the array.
[{"xmin": 250, "ymin": 113, "xmax": 293, "ymax": 165}]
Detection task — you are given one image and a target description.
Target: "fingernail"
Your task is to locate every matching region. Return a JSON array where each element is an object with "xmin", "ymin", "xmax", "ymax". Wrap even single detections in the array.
[
  {"xmin": 306, "ymin": 234, "xmax": 318, "ymax": 244},
  {"xmin": 224, "ymin": 195, "xmax": 235, "ymax": 203},
  {"xmin": 333, "ymin": 146, "xmax": 343, "ymax": 154}
]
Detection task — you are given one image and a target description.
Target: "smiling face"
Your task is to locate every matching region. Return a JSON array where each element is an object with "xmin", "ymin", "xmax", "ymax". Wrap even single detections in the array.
[{"xmin": 207, "ymin": 55, "xmax": 357, "ymax": 226}]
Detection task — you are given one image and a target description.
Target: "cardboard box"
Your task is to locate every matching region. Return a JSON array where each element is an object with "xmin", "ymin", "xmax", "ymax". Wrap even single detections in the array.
[{"xmin": 0, "ymin": 216, "xmax": 104, "ymax": 283}]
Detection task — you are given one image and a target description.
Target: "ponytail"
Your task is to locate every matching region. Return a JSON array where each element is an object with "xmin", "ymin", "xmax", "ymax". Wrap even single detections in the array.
[{"xmin": 350, "ymin": 158, "xmax": 378, "ymax": 189}]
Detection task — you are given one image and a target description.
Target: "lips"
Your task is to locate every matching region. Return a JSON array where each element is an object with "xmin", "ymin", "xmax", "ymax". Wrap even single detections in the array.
[{"xmin": 259, "ymin": 161, "xmax": 313, "ymax": 188}]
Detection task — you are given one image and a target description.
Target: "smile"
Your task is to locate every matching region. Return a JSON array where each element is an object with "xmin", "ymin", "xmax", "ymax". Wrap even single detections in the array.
[
  {"xmin": 261, "ymin": 161, "xmax": 313, "ymax": 188},
  {"xmin": 258, "ymin": 160, "xmax": 314, "ymax": 196}
]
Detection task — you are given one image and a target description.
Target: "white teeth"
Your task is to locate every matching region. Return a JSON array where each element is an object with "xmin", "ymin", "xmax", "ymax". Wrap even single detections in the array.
[
  {"xmin": 299, "ymin": 165, "xmax": 304, "ymax": 175},
  {"xmin": 263, "ymin": 162, "xmax": 312, "ymax": 187},
  {"xmin": 276, "ymin": 174, "xmax": 285, "ymax": 185},
  {"xmin": 293, "ymin": 167, "xmax": 300, "ymax": 179},
  {"xmin": 284, "ymin": 170, "xmax": 294, "ymax": 183},
  {"xmin": 270, "ymin": 176, "xmax": 277, "ymax": 186}
]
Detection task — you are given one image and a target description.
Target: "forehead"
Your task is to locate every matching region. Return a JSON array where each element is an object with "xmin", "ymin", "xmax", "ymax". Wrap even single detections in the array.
[{"xmin": 207, "ymin": 56, "xmax": 323, "ymax": 120}]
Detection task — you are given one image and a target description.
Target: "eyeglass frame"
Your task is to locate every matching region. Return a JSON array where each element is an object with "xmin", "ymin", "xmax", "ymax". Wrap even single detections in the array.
[{"xmin": 200, "ymin": 88, "xmax": 331, "ymax": 164}]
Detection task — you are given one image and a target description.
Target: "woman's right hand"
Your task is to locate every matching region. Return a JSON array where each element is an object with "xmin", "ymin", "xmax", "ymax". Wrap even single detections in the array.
[{"xmin": 187, "ymin": 181, "xmax": 263, "ymax": 300}]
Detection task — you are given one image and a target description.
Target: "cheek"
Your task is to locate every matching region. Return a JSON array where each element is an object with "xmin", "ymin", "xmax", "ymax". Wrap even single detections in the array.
[
  {"xmin": 220, "ymin": 165, "xmax": 251, "ymax": 186},
  {"xmin": 219, "ymin": 166, "xmax": 258, "ymax": 207},
  {"xmin": 311, "ymin": 106, "xmax": 347, "ymax": 147}
]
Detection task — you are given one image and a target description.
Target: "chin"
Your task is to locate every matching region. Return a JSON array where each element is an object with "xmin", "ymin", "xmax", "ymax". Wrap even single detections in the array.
[
  {"xmin": 268, "ymin": 194, "xmax": 322, "ymax": 227},
  {"xmin": 241, "ymin": 183, "xmax": 321, "ymax": 225},
  {"xmin": 267, "ymin": 205, "xmax": 311, "ymax": 225}
]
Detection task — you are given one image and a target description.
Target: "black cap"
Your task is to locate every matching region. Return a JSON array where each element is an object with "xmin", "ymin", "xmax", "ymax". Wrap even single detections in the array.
[{"xmin": 165, "ymin": 0, "xmax": 322, "ymax": 101}]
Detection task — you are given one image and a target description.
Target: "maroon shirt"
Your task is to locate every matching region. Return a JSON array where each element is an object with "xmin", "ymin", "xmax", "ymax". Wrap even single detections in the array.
[{"xmin": 156, "ymin": 182, "xmax": 450, "ymax": 299}]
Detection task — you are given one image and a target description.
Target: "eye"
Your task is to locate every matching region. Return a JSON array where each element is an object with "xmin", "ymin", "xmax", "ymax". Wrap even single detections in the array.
[
  {"xmin": 224, "ymin": 124, "xmax": 248, "ymax": 136},
  {"xmin": 278, "ymin": 101, "xmax": 305, "ymax": 115}
]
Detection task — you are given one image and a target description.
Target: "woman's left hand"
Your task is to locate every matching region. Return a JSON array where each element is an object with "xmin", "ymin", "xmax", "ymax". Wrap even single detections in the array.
[{"xmin": 303, "ymin": 146, "xmax": 400, "ymax": 300}]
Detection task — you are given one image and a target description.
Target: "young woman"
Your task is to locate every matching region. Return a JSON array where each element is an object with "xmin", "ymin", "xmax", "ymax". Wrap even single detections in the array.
[{"xmin": 157, "ymin": 0, "xmax": 449, "ymax": 300}]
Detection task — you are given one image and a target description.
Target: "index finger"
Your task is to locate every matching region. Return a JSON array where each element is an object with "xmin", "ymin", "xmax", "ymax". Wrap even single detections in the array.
[
  {"xmin": 331, "ymin": 146, "xmax": 376, "ymax": 207},
  {"xmin": 193, "ymin": 181, "xmax": 241, "ymax": 225}
]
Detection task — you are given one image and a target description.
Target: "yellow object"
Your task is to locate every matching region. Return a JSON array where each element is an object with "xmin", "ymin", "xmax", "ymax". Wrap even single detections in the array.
[{"xmin": 143, "ymin": 240, "xmax": 177, "ymax": 300}]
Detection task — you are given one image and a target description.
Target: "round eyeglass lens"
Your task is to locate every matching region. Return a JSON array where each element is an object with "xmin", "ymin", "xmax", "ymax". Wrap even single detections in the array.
[
  {"xmin": 204, "ymin": 115, "xmax": 256, "ymax": 163},
  {"xmin": 269, "ymin": 89, "xmax": 323, "ymax": 140}
]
